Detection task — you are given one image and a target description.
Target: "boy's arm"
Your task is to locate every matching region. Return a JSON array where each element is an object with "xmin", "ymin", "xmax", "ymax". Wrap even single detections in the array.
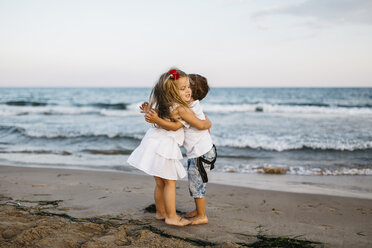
[
  {"xmin": 177, "ymin": 106, "xmax": 211, "ymax": 130},
  {"xmin": 145, "ymin": 110, "xmax": 184, "ymax": 131},
  {"xmin": 139, "ymin": 102, "xmax": 150, "ymax": 113}
]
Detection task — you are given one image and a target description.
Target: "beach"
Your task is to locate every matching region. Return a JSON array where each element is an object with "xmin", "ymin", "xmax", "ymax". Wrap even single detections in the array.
[
  {"xmin": 1, "ymin": 0, "xmax": 372, "ymax": 245},
  {"xmin": 0, "ymin": 165, "xmax": 371, "ymax": 247}
]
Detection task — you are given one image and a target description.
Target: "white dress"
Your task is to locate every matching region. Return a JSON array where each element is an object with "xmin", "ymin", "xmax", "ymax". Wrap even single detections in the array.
[{"xmin": 127, "ymin": 125, "xmax": 187, "ymax": 180}]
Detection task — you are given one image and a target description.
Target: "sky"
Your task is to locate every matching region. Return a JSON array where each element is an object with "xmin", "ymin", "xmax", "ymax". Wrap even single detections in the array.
[{"xmin": 0, "ymin": 0, "xmax": 371, "ymax": 87}]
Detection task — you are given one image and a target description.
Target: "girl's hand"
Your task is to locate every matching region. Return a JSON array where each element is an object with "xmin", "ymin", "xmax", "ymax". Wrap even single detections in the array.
[
  {"xmin": 140, "ymin": 102, "xmax": 150, "ymax": 113},
  {"xmin": 145, "ymin": 109, "xmax": 159, "ymax": 123}
]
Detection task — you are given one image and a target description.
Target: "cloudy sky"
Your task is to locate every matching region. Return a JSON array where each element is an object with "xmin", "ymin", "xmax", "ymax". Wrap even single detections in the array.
[{"xmin": 0, "ymin": 0, "xmax": 371, "ymax": 87}]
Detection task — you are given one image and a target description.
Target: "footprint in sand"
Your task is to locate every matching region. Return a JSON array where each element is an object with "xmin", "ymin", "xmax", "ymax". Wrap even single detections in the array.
[
  {"xmin": 271, "ymin": 208, "xmax": 283, "ymax": 215},
  {"xmin": 327, "ymin": 207, "xmax": 342, "ymax": 215},
  {"xmin": 32, "ymin": 184, "xmax": 47, "ymax": 188},
  {"xmin": 57, "ymin": 174, "xmax": 71, "ymax": 177},
  {"xmin": 123, "ymin": 187, "xmax": 132, "ymax": 192},
  {"xmin": 317, "ymin": 224, "xmax": 334, "ymax": 230},
  {"xmin": 233, "ymin": 218, "xmax": 256, "ymax": 223},
  {"xmin": 297, "ymin": 203, "xmax": 323, "ymax": 210},
  {"xmin": 356, "ymin": 208, "xmax": 372, "ymax": 215}
]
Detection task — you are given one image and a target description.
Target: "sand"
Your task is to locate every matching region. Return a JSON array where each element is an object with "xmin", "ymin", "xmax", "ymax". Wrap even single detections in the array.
[{"xmin": 0, "ymin": 165, "xmax": 371, "ymax": 248}]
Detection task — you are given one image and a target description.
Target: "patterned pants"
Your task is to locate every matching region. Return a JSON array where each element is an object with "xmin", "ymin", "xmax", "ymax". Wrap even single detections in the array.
[{"xmin": 187, "ymin": 146, "xmax": 216, "ymax": 198}]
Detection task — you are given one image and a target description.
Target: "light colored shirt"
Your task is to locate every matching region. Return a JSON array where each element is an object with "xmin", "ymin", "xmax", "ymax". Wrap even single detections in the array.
[{"xmin": 182, "ymin": 100, "xmax": 213, "ymax": 158}]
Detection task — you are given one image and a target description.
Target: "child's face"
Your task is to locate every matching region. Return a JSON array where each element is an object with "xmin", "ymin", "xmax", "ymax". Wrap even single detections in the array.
[{"xmin": 176, "ymin": 77, "xmax": 192, "ymax": 102}]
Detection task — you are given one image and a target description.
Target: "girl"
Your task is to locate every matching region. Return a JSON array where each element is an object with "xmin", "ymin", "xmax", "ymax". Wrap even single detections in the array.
[
  {"xmin": 145, "ymin": 74, "xmax": 216, "ymax": 225},
  {"xmin": 128, "ymin": 68, "xmax": 211, "ymax": 226}
]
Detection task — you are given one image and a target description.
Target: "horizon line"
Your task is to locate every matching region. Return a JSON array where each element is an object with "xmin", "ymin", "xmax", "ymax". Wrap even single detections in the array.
[{"xmin": 1, "ymin": 85, "xmax": 371, "ymax": 89}]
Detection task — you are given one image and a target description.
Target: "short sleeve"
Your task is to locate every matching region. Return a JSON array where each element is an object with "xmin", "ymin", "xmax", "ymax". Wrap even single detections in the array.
[{"xmin": 178, "ymin": 119, "xmax": 190, "ymax": 128}]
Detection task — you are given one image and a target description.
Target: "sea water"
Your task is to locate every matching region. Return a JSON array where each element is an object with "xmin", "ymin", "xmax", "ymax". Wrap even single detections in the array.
[{"xmin": 0, "ymin": 88, "xmax": 371, "ymax": 196}]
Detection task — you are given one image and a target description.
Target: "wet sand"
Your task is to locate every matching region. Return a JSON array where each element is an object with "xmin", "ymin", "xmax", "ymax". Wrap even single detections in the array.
[{"xmin": 0, "ymin": 165, "xmax": 371, "ymax": 247}]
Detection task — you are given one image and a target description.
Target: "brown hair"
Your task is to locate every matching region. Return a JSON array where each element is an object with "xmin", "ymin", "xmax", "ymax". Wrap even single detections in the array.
[
  {"xmin": 149, "ymin": 68, "xmax": 189, "ymax": 121},
  {"xmin": 189, "ymin": 74, "xmax": 210, "ymax": 101}
]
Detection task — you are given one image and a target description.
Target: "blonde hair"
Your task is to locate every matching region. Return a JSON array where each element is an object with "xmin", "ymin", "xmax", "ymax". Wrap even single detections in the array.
[{"xmin": 149, "ymin": 68, "xmax": 189, "ymax": 121}]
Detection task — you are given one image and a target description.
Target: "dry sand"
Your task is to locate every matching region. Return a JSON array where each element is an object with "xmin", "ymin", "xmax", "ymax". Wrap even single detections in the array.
[{"xmin": 0, "ymin": 165, "xmax": 371, "ymax": 248}]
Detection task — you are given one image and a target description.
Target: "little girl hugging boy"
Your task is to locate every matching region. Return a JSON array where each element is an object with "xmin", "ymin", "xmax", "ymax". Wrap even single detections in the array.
[
  {"xmin": 130, "ymin": 69, "xmax": 211, "ymax": 226},
  {"xmin": 145, "ymin": 74, "xmax": 216, "ymax": 225}
]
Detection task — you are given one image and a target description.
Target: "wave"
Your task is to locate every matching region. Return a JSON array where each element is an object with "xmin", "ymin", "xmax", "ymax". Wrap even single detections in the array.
[
  {"xmin": 0, "ymin": 103, "xmax": 141, "ymax": 117},
  {"xmin": 25, "ymin": 132, "xmax": 143, "ymax": 140},
  {"xmin": 0, "ymin": 125, "xmax": 26, "ymax": 136},
  {"xmin": 0, "ymin": 106, "xmax": 98, "ymax": 116},
  {"xmin": 275, "ymin": 102, "xmax": 330, "ymax": 107},
  {"xmin": 278, "ymin": 102, "xmax": 372, "ymax": 108},
  {"xmin": 212, "ymin": 135, "xmax": 372, "ymax": 151},
  {"xmin": 203, "ymin": 103, "xmax": 372, "ymax": 115},
  {"xmin": 3, "ymin": 101, "xmax": 48, "ymax": 106},
  {"xmin": 218, "ymin": 142, "xmax": 372, "ymax": 152},
  {"xmin": 2, "ymin": 103, "xmax": 370, "ymax": 116},
  {"xmin": 0, "ymin": 149, "xmax": 130, "ymax": 156},
  {"xmin": 2, "ymin": 101, "xmax": 129, "ymax": 110},
  {"xmin": 0, "ymin": 124, "xmax": 144, "ymax": 141},
  {"xmin": 0, "ymin": 150, "xmax": 72, "ymax": 155},
  {"xmin": 337, "ymin": 104, "xmax": 372, "ymax": 108},
  {"xmin": 82, "ymin": 149, "xmax": 132, "ymax": 155},
  {"xmin": 219, "ymin": 165, "xmax": 372, "ymax": 176},
  {"xmin": 75, "ymin": 103, "xmax": 128, "ymax": 110},
  {"xmin": 2, "ymin": 124, "xmax": 370, "ymax": 152}
]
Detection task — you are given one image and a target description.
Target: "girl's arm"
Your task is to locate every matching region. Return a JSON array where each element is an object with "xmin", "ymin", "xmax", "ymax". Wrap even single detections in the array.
[
  {"xmin": 177, "ymin": 106, "xmax": 211, "ymax": 130},
  {"xmin": 145, "ymin": 110, "xmax": 184, "ymax": 131}
]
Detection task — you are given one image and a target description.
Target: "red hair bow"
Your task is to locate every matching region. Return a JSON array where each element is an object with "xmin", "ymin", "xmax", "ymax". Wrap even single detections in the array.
[{"xmin": 168, "ymin": 69, "xmax": 180, "ymax": 80}]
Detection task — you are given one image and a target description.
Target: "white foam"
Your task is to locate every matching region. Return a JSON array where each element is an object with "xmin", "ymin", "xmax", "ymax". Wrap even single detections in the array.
[
  {"xmin": 0, "ymin": 104, "xmax": 143, "ymax": 117},
  {"xmin": 219, "ymin": 164, "xmax": 372, "ymax": 176},
  {"xmin": 203, "ymin": 103, "xmax": 372, "ymax": 115},
  {"xmin": 212, "ymin": 134, "xmax": 372, "ymax": 151},
  {"xmin": 23, "ymin": 129, "xmax": 144, "ymax": 140}
]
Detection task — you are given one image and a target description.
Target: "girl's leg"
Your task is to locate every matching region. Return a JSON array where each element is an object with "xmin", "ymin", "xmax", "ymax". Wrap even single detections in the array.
[
  {"xmin": 163, "ymin": 179, "xmax": 190, "ymax": 226},
  {"xmin": 153, "ymin": 176, "xmax": 166, "ymax": 220}
]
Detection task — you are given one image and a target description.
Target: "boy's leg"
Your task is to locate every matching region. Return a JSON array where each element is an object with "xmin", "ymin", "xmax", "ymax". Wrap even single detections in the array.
[
  {"xmin": 186, "ymin": 158, "xmax": 208, "ymax": 224},
  {"xmin": 185, "ymin": 158, "xmax": 198, "ymax": 218},
  {"xmin": 195, "ymin": 197, "xmax": 206, "ymax": 217},
  {"xmin": 153, "ymin": 176, "xmax": 166, "ymax": 220},
  {"xmin": 187, "ymin": 145, "xmax": 216, "ymax": 224},
  {"xmin": 185, "ymin": 209, "xmax": 197, "ymax": 218},
  {"xmin": 191, "ymin": 197, "xmax": 208, "ymax": 225},
  {"xmin": 163, "ymin": 179, "xmax": 190, "ymax": 226}
]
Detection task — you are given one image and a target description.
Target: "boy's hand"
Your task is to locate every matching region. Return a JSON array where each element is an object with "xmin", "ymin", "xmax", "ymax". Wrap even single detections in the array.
[
  {"xmin": 205, "ymin": 114, "xmax": 211, "ymax": 133},
  {"xmin": 145, "ymin": 109, "xmax": 159, "ymax": 123},
  {"xmin": 205, "ymin": 114, "xmax": 211, "ymax": 125},
  {"xmin": 140, "ymin": 102, "xmax": 150, "ymax": 113}
]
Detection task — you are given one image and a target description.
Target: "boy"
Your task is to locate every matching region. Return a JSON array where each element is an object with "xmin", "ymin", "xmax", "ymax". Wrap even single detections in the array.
[{"xmin": 143, "ymin": 74, "xmax": 216, "ymax": 225}]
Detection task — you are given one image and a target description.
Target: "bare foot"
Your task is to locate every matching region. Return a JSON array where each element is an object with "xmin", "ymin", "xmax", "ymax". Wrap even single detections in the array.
[
  {"xmin": 190, "ymin": 216, "xmax": 208, "ymax": 225},
  {"xmin": 155, "ymin": 212, "xmax": 166, "ymax": 220},
  {"xmin": 185, "ymin": 209, "xmax": 197, "ymax": 218},
  {"xmin": 165, "ymin": 216, "xmax": 191, "ymax": 226}
]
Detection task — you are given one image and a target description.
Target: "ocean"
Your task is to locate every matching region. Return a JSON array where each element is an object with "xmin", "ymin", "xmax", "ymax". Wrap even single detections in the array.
[{"xmin": 1, "ymin": 87, "xmax": 372, "ymax": 197}]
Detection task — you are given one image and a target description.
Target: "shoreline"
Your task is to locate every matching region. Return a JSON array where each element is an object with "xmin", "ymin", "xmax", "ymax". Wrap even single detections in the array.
[
  {"xmin": 0, "ymin": 165, "xmax": 371, "ymax": 247},
  {"xmin": 2, "ymin": 162, "xmax": 372, "ymax": 200}
]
